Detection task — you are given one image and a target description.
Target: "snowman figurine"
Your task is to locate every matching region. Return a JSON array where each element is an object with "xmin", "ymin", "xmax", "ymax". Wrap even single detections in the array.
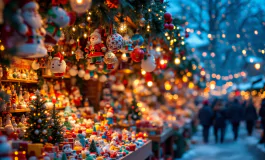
[
  {"xmin": 62, "ymin": 144, "xmax": 73, "ymax": 157},
  {"xmin": 50, "ymin": 52, "xmax": 66, "ymax": 77}
]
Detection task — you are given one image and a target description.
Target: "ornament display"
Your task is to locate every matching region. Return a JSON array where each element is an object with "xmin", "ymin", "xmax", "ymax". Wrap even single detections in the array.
[
  {"xmin": 75, "ymin": 48, "xmax": 84, "ymax": 61},
  {"xmin": 45, "ymin": 6, "xmax": 70, "ymax": 46},
  {"xmin": 17, "ymin": 0, "xmax": 47, "ymax": 58},
  {"xmin": 50, "ymin": 52, "xmax": 67, "ymax": 77},
  {"xmin": 87, "ymin": 29, "xmax": 107, "ymax": 64},
  {"xmin": 131, "ymin": 48, "xmax": 144, "ymax": 62},
  {"xmin": 70, "ymin": 0, "xmax": 92, "ymax": 14},
  {"xmin": 103, "ymin": 51, "xmax": 118, "ymax": 70},
  {"xmin": 120, "ymin": 34, "xmax": 133, "ymax": 53},
  {"xmin": 164, "ymin": 12, "xmax": 174, "ymax": 30},
  {"xmin": 141, "ymin": 53, "xmax": 156, "ymax": 72},
  {"xmin": 106, "ymin": 0, "xmax": 119, "ymax": 8},
  {"xmin": 106, "ymin": 29, "xmax": 123, "ymax": 52},
  {"xmin": 131, "ymin": 33, "xmax": 144, "ymax": 47}
]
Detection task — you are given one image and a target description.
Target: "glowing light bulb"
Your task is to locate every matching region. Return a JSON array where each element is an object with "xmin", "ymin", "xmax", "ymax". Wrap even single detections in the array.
[
  {"xmin": 255, "ymin": 63, "xmax": 261, "ymax": 70},
  {"xmin": 76, "ymin": 0, "xmax": 83, "ymax": 4},
  {"xmin": 147, "ymin": 81, "xmax": 153, "ymax": 87},
  {"xmin": 160, "ymin": 59, "xmax": 165, "ymax": 65},
  {"xmin": 119, "ymin": 22, "xmax": 127, "ymax": 33},
  {"xmin": 141, "ymin": 70, "xmax": 146, "ymax": 75}
]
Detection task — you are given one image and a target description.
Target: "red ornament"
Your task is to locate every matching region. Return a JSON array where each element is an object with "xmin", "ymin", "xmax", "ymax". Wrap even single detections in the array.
[
  {"xmin": 37, "ymin": 125, "xmax": 41, "ymax": 128},
  {"xmin": 130, "ymin": 48, "xmax": 144, "ymax": 62},
  {"xmin": 167, "ymin": 17, "xmax": 173, "ymax": 23},
  {"xmin": 106, "ymin": 0, "xmax": 119, "ymax": 8},
  {"xmin": 145, "ymin": 73, "xmax": 153, "ymax": 82},
  {"xmin": 168, "ymin": 24, "xmax": 174, "ymax": 30},
  {"xmin": 164, "ymin": 12, "xmax": 172, "ymax": 20},
  {"xmin": 164, "ymin": 23, "xmax": 169, "ymax": 29},
  {"xmin": 48, "ymin": 136, "xmax": 53, "ymax": 141},
  {"xmin": 67, "ymin": 12, "xmax": 77, "ymax": 26}
]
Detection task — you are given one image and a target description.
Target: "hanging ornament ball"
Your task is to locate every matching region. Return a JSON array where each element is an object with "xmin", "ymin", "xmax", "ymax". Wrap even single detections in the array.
[
  {"xmin": 168, "ymin": 24, "xmax": 174, "ymax": 30},
  {"xmin": 164, "ymin": 12, "xmax": 172, "ymax": 20},
  {"xmin": 34, "ymin": 129, "xmax": 40, "ymax": 135},
  {"xmin": 131, "ymin": 48, "xmax": 144, "ymax": 62},
  {"xmin": 106, "ymin": 30, "xmax": 123, "ymax": 52},
  {"xmin": 48, "ymin": 136, "xmax": 53, "ymax": 141},
  {"xmin": 78, "ymin": 69, "xmax": 86, "ymax": 78},
  {"xmin": 70, "ymin": 0, "xmax": 92, "ymax": 14},
  {"xmin": 106, "ymin": 0, "xmax": 119, "ymax": 9},
  {"xmin": 37, "ymin": 125, "xmax": 41, "ymax": 129},
  {"xmin": 51, "ymin": 122, "xmax": 55, "ymax": 126},
  {"xmin": 42, "ymin": 103, "xmax": 46, "ymax": 109},
  {"xmin": 69, "ymin": 39, "xmax": 75, "ymax": 45},
  {"xmin": 38, "ymin": 119, "xmax": 42, "ymax": 123},
  {"xmin": 84, "ymin": 72, "xmax": 91, "ymax": 80},
  {"xmin": 69, "ymin": 65, "xmax": 78, "ymax": 76},
  {"xmin": 164, "ymin": 23, "xmax": 169, "ymax": 29},
  {"xmin": 99, "ymin": 75, "xmax": 108, "ymax": 83},
  {"xmin": 103, "ymin": 51, "xmax": 118, "ymax": 65},
  {"xmin": 139, "ymin": 17, "xmax": 146, "ymax": 27},
  {"xmin": 42, "ymin": 129, "xmax": 47, "ymax": 135},
  {"xmin": 67, "ymin": 11, "xmax": 77, "ymax": 26},
  {"xmin": 131, "ymin": 34, "xmax": 144, "ymax": 46},
  {"xmin": 141, "ymin": 54, "xmax": 156, "ymax": 72},
  {"xmin": 31, "ymin": 61, "xmax": 40, "ymax": 70}
]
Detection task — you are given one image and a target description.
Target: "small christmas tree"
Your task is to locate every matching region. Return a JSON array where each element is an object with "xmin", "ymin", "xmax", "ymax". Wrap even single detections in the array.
[
  {"xmin": 126, "ymin": 93, "xmax": 141, "ymax": 121},
  {"xmin": 48, "ymin": 105, "xmax": 64, "ymax": 144},
  {"xmin": 89, "ymin": 140, "xmax": 97, "ymax": 154},
  {"xmin": 24, "ymin": 90, "xmax": 49, "ymax": 143}
]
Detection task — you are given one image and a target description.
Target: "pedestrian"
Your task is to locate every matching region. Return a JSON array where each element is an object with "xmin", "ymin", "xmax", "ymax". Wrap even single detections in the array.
[
  {"xmin": 198, "ymin": 100, "xmax": 214, "ymax": 143},
  {"xmin": 213, "ymin": 100, "xmax": 227, "ymax": 143},
  {"xmin": 227, "ymin": 98, "xmax": 244, "ymax": 141},
  {"xmin": 259, "ymin": 98, "xmax": 265, "ymax": 144},
  {"xmin": 244, "ymin": 99, "xmax": 258, "ymax": 136}
]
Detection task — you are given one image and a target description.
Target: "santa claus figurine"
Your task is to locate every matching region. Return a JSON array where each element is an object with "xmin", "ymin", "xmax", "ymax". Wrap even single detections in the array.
[
  {"xmin": 87, "ymin": 29, "xmax": 107, "ymax": 64},
  {"xmin": 45, "ymin": 6, "xmax": 70, "ymax": 46},
  {"xmin": 17, "ymin": 0, "xmax": 47, "ymax": 58},
  {"xmin": 50, "ymin": 52, "xmax": 67, "ymax": 77}
]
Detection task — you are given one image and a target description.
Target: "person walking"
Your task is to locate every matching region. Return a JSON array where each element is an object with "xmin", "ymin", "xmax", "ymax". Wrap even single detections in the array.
[
  {"xmin": 213, "ymin": 100, "xmax": 227, "ymax": 143},
  {"xmin": 198, "ymin": 100, "xmax": 214, "ymax": 143},
  {"xmin": 244, "ymin": 99, "xmax": 258, "ymax": 136},
  {"xmin": 227, "ymin": 99, "xmax": 244, "ymax": 141},
  {"xmin": 259, "ymin": 98, "xmax": 265, "ymax": 144}
]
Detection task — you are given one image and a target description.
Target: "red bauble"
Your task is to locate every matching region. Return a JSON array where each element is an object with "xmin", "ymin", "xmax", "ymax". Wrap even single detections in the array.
[
  {"xmin": 164, "ymin": 12, "xmax": 172, "ymax": 20},
  {"xmin": 167, "ymin": 17, "xmax": 173, "ymax": 23},
  {"xmin": 67, "ymin": 12, "xmax": 76, "ymax": 26},
  {"xmin": 130, "ymin": 48, "xmax": 144, "ymax": 62},
  {"xmin": 168, "ymin": 24, "xmax": 174, "ymax": 30},
  {"xmin": 145, "ymin": 72, "xmax": 153, "ymax": 82},
  {"xmin": 48, "ymin": 136, "xmax": 53, "ymax": 141},
  {"xmin": 164, "ymin": 23, "xmax": 169, "ymax": 29},
  {"xmin": 37, "ymin": 125, "xmax": 41, "ymax": 128}
]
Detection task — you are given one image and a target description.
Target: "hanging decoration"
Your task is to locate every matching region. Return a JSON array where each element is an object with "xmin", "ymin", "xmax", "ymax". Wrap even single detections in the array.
[
  {"xmin": 141, "ymin": 53, "xmax": 156, "ymax": 72},
  {"xmin": 164, "ymin": 12, "xmax": 174, "ymax": 30},
  {"xmin": 106, "ymin": 29, "xmax": 123, "ymax": 52},
  {"xmin": 70, "ymin": 0, "xmax": 92, "ymax": 14},
  {"xmin": 69, "ymin": 65, "xmax": 78, "ymax": 76},
  {"xmin": 50, "ymin": 52, "xmax": 67, "ymax": 77},
  {"xmin": 45, "ymin": 6, "xmax": 70, "ymax": 46},
  {"xmin": 103, "ymin": 51, "xmax": 118, "ymax": 70},
  {"xmin": 16, "ymin": 0, "xmax": 47, "ymax": 58},
  {"xmin": 131, "ymin": 33, "xmax": 144, "ymax": 47},
  {"xmin": 131, "ymin": 48, "xmax": 144, "ymax": 62}
]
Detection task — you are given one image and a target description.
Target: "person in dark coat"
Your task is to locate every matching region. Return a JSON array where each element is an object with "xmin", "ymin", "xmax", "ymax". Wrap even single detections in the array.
[
  {"xmin": 259, "ymin": 98, "xmax": 265, "ymax": 144},
  {"xmin": 244, "ymin": 99, "xmax": 258, "ymax": 136},
  {"xmin": 227, "ymin": 99, "xmax": 244, "ymax": 140},
  {"xmin": 213, "ymin": 100, "xmax": 227, "ymax": 143},
  {"xmin": 198, "ymin": 100, "xmax": 214, "ymax": 143}
]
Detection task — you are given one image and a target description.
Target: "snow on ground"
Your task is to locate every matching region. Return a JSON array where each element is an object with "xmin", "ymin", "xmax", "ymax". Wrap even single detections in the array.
[{"xmin": 177, "ymin": 124, "xmax": 265, "ymax": 160}]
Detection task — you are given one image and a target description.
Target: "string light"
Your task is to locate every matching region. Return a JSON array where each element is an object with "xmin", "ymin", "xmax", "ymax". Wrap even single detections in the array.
[
  {"xmin": 255, "ymin": 63, "xmax": 261, "ymax": 70},
  {"xmin": 72, "ymin": 27, "xmax": 76, "ymax": 32},
  {"xmin": 76, "ymin": 0, "xmax": 83, "ymax": 4},
  {"xmin": 147, "ymin": 81, "xmax": 153, "ymax": 87},
  {"xmin": 174, "ymin": 58, "xmax": 180, "ymax": 64},
  {"xmin": 254, "ymin": 30, "xmax": 258, "ymax": 35}
]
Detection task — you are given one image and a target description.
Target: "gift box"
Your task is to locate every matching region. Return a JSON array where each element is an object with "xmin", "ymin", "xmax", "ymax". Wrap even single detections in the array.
[
  {"xmin": 27, "ymin": 143, "xmax": 43, "ymax": 158},
  {"xmin": 12, "ymin": 140, "xmax": 29, "ymax": 151},
  {"xmin": 43, "ymin": 143, "xmax": 59, "ymax": 153}
]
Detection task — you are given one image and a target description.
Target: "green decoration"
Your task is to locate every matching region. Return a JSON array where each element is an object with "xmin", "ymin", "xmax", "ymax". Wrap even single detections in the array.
[
  {"xmin": 24, "ymin": 91, "xmax": 49, "ymax": 143},
  {"xmin": 89, "ymin": 140, "xmax": 98, "ymax": 154},
  {"xmin": 126, "ymin": 93, "xmax": 141, "ymax": 121},
  {"xmin": 49, "ymin": 105, "xmax": 64, "ymax": 144},
  {"xmin": 61, "ymin": 153, "xmax": 67, "ymax": 160}
]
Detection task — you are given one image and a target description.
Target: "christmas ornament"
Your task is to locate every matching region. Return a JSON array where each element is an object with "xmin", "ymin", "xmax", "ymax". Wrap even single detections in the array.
[
  {"xmin": 168, "ymin": 24, "xmax": 174, "ymax": 30},
  {"xmin": 99, "ymin": 75, "xmax": 108, "ymax": 82},
  {"xmin": 84, "ymin": 71, "xmax": 91, "ymax": 80},
  {"xmin": 75, "ymin": 48, "xmax": 84, "ymax": 61},
  {"xmin": 17, "ymin": 0, "xmax": 47, "ymax": 58},
  {"xmin": 139, "ymin": 17, "xmax": 146, "ymax": 27},
  {"xmin": 103, "ymin": 51, "xmax": 118, "ymax": 69},
  {"xmin": 106, "ymin": 29, "xmax": 123, "ymax": 52},
  {"xmin": 45, "ymin": 6, "xmax": 70, "ymax": 46},
  {"xmin": 120, "ymin": 34, "xmax": 133, "ymax": 53},
  {"xmin": 131, "ymin": 48, "xmax": 144, "ymax": 62},
  {"xmin": 131, "ymin": 33, "xmax": 144, "ymax": 47},
  {"xmin": 50, "ymin": 52, "xmax": 67, "ymax": 77},
  {"xmin": 164, "ymin": 12, "xmax": 172, "ymax": 21},
  {"xmin": 31, "ymin": 60, "xmax": 40, "ymax": 70},
  {"xmin": 106, "ymin": 0, "xmax": 119, "ymax": 9},
  {"xmin": 87, "ymin": 29, "xmax": 107, "ymax": 64},
  {"xmin": 78, "ymin": 69, "xmax": 85, "ymax": 78},
  {"xmin": 163, "ymin": 12, "xmax": 174, "ymax": 30},
  {"xmin": 121, "ymin": 53, "xmax": 129, "ymax": 62},
  {"xmin": 42, "ymin": 129, "xmax": 47, "ymax": 135},
  {"xmin": 141, "ymin": 53, "xmax": 156, "ymax": 72},
  {"xmin": 70, "ymin": 0, "xmax": 92, "ymax": 14},
  {"xmin": 34, "ymin": 129, "xmax": 40, "ymax": 135},
  {"xmin": 69, "ymin": 65, "xmax": 78, "ymax": 76},
  {"xmin": 37, "ymin": 119, "xmax": 42, "ymax": 123}
]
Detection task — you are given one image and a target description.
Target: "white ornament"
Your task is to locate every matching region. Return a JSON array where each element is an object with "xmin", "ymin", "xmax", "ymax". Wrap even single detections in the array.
[
  {"xmin": 31, "ymin": 60, "xmax": 40, "ymax": 70},
  {"xmin": 87, "ymin": 64, "xmax": 97, "ymax": 71},
  {"xmin": 106, "ymin": 29, "xmax": 123, "ymax": 52},
  {"xmin": 34, "ymin": 129, "xmax": 40, "ymax": 135},
  {"xmin": 99, "ymin": 75, "xmax": 107, "ymax": 82},
  {"xmin": 70, "ymin": 0, "xmax": 92, "ymax": 14},
  {"xmin": 69, "ymin": 65, "xmax": 78, "ymax": 76},
  {"xmin": 78, "ymin": 69, "xmax": 85, "ymax": 78},
  {"xmin": 50, "ymin": 53, "xmax": 66, "ymax": 76},
  {"xmin": 42, "ymin": 129, "xmax": 47, "ymax": 135},
  {"xmin": 141, "ymin": 54, "xmax": 156, "ymax": 72},
  {"xmin": 84, "ymin": 72, "xmax": 91, "ymax": 80}
]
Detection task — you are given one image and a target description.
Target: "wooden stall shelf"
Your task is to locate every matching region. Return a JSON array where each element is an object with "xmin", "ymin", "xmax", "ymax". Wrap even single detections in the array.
[{"xmin": 121, "ymin": 140, "xmax": 152, "ymax": 160}]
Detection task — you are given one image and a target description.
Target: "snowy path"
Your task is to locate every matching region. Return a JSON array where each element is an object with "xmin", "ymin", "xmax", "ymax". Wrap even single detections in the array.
[{"xmin": 179, "ymin": 124, "xmax": 265, "ymax": 160}]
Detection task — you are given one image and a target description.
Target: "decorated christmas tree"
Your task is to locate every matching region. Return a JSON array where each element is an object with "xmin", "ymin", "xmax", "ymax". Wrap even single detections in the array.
[
  {"xmin": 48, "ymin": 105, "xmax": 64, "ymax": 144},
  {"xmin": 89, "ymin": 140, "xmax": 97, "ymax": 154},
  {"xmin": 126, "ymin": 93, "xmax": 141, "ymax": 121},
  {"xmin": 24, "ymin": 90, "xmax": 49, "ymax": 143}
]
